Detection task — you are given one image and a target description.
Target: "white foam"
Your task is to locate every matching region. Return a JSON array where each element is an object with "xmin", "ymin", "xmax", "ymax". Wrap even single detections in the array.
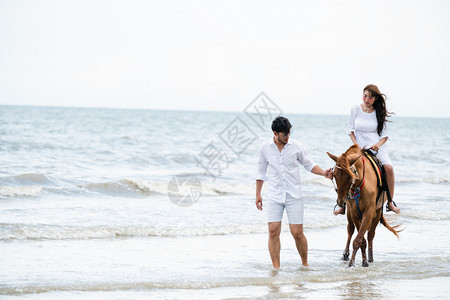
[
  {"xmin": 123, "ymin": 179, "xmax": 168, "ymax": 194},
  {"xmin": 0, "ymin": 219, "xmax": 355, "ymax": 241},
  {"xmin": 401, "ymin": 211, "xmax": 450, "ymax": 221},
  {"xmin": 80, "ymin": 180, "xmax": 168, "ymax": 195},
  {"xmin": 397, "ymin": 177, "xmax": 450, "ymax": 184},
  {"xmin": 81, "ymin": 180, "xmax": 259, "ymax": 197},
  {"xmin": 0, "ymin": 224, "xmax": 268, "ymax": 240},
  {"xmin": 0, "ymin": 185, "xmax": 42, "ymax": 197}
]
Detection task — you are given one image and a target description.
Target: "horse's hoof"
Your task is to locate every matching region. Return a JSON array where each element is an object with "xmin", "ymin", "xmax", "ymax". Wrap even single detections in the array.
[
  {"xmin": 342, "ymin": 254, "xmax": 349, "ymax": 261},
  {"xmin": 362, "ymin": 260, "xmax": 369, "ymax": 267},
  {"xmin": 348, "ymin": 262, "xmax": 355, "ymax": 267},
  {"xmin": 368, "ymin": 258, "xmax": 374, "ymax": 263}
]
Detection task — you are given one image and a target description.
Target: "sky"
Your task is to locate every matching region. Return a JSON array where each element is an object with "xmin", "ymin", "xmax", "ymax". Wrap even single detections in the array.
[{"xmin": 0, "ymin": 0, "xmax": 449, "ymax": 118}]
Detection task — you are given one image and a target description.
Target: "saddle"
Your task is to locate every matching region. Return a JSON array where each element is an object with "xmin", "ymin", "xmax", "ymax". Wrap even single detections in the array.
[{"xmin": 362, "ymin": 149, "xmax": 391, "ymax": 209}]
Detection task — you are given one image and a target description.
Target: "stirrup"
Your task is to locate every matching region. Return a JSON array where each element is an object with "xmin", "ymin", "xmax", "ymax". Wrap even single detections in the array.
[
  {"xmin": 386, "ymin": 200, "xmax": 398, "ymax": 212},
  {"xmin": 334, "ymin": 203, "xmax": 346, "ymax": 215}
]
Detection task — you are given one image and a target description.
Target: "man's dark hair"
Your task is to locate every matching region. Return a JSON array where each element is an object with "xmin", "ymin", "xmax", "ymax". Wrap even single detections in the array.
[{"xmin": 271, "ymin": 116, "xmax": 291, "ymax": 133}]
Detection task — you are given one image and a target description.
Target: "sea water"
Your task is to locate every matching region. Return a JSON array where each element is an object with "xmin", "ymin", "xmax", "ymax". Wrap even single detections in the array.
[{"xmin": 0, "ymin": 105, "xmax": 449, "ymax": 299}]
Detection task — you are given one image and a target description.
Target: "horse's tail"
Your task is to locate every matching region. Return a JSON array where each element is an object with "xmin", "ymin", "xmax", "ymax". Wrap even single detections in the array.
[{"xmin": 380, "ymin": 215, "xmax": 402, "ymax": 239}]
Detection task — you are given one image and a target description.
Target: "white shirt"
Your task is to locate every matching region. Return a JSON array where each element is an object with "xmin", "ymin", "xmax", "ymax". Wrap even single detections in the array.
[
  {"xmin": 347, "ymin": 104, "xmax": 392, "ymax": 165},
  {"xmin": 347, "ymin": 105, "xmax": 389, "ymax": 149},
  {"xmin": 256, "ymin": 137, "xmax": 317, "ymax": 203}
]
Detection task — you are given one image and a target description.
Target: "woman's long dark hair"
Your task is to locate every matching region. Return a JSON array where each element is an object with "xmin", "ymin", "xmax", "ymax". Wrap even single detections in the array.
[{"xmin": 364, "ymin": 84, "xmax": 394, "ymax": 136}]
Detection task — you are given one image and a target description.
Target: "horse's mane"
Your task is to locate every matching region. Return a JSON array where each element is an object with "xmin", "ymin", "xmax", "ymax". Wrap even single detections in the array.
[
  {"xmin": 345, "ymin": 144, "xmax": 361, "ymax": 156},
  {"xmin": 337, "ymin": 144, "xmax": 362, "ymax": 169}
]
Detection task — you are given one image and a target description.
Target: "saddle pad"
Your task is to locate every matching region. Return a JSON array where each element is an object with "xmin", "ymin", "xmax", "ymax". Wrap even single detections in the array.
[
  {"xmin": 377, "ymin": 190, "xmax": 387, "ymax": 209},
  {"xmin": 364, "ymin": 151, "xmax": 383, "ymax": 189}
]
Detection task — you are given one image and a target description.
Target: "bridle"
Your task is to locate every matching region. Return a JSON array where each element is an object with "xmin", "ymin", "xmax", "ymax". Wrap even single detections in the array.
[{"xmin": 332, "ymin": 156, "xmax": 366, "ymax": 219}]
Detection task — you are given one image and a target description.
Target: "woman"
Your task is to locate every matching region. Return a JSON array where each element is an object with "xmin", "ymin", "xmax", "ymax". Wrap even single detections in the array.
[{"xmin": 334, "ymin": 84, "xmax": 400, "ymax": 215}]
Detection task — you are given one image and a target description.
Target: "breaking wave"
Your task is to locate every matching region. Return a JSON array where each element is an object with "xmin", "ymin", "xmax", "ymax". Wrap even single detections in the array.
[
  {"xmin": 0, "ymin": 223, "xmax": 266, "ymax": 240},
  {"xmin": 0, "ymin": 219, "xmax": 350, "ymax": 241},
  {"xmin": 0, "ymin": 185, "xmax": 42, "ymax": 197}
]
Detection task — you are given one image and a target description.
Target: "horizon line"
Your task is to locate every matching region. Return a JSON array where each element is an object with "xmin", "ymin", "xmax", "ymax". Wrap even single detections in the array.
[{"xmin": 0, "ymin": 103, "xmax": 448, "ymax": 120}]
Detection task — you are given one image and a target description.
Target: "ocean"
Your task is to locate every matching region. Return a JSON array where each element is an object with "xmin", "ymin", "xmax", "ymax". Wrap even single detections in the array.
[{"xmin": 0, "ymin": 105, "xmax": 449, "ymax": 299}]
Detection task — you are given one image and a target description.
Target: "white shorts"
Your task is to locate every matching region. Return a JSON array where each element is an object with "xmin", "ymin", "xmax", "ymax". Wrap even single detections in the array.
[{"xmin": 265, "ymin": 193, "xmax": 304, "ymax": 224}]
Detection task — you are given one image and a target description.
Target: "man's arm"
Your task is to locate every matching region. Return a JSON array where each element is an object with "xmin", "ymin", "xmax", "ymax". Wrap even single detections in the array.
[
  {"xmin": 256, "ymin": 143, "xmax": 267, "ymax": 211},
  {"xmin": 311, "ymin": 165, "xmax": 332, "ymax": 179},
  {"xmin": 256, "ymin": 180, "xmax": 264, "ymax": 210}
]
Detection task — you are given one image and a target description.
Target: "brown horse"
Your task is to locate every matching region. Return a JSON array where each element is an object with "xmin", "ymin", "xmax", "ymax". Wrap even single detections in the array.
[{"xmin": 327, "ymin": 144, "xmax": 400, "ymax": 267}]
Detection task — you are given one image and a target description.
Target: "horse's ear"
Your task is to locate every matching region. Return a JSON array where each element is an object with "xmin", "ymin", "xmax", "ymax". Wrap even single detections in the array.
[
  {"xmin": 347, "ymin": 153, "xmax": 361, "ymax": 166},
  {"xmin": 327, "ymin": 152, "xmax": 338, "ymax": 162}
]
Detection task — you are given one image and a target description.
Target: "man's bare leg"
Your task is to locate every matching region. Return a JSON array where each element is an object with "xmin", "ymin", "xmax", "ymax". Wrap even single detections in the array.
[
  {"xmin": 289, "ymin": 224, "xmax": 309, "ymax": 267},
  {"xmin": 268, "ymin": 222, "xmax": 282, "ymax": 269}
]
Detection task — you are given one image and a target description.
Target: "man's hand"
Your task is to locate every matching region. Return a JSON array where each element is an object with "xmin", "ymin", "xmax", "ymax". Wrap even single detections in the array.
[
  {"xmin": 256, "ymin": 194, "xmax": 263, "ymax": 211},
  {"xmin": 324, "ymin": 168, "xmax": 333, "ymax": 180}
]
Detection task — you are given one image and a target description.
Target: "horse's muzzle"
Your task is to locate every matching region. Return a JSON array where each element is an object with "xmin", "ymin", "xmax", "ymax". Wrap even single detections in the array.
[{"xmin": 336, "ymin": 197, "xmax": 345, "ymax": 208}]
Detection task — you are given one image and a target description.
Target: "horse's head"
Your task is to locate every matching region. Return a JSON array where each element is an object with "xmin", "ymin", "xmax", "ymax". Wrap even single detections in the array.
[{"xmin": 327, "ymin": 147, "xmax": 361, "ymax": 208}]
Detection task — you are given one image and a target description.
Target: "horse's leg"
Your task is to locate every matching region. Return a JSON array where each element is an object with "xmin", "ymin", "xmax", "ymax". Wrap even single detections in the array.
[
  {"xmin": 367, "ymin": 227, "xmax": 375, "ymax": 263},
  {"xmin": 367, "ymin": 210, "xmax": 381, "ymax": 262},
  {"xmin": 348, "ymin": 214, "xmax": 373, "ymax": 267},
  {"xmin": 360, "ymin": 236, "xmax": 369, "ymax": 267},
  {"xmin": 343, "ymin": 211, "xmax": 354, "ymax": 261},
  {"xmin": 348, "ymin": 238, "xmax": 358, "ymax": 267},
  {"xmin": 348, "ymin": 225, "xmax": 360, "ymax": 267}
]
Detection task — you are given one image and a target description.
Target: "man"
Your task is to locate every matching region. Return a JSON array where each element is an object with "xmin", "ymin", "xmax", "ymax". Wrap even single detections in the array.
[{"xmin": 256, "ymin": 116, "xmax": 332, "ymax": 269}]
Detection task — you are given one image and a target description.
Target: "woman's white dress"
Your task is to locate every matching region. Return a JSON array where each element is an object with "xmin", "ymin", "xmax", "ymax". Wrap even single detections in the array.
[{"xmin": 347, "ymin": 105, "xmax": 392, "ymax": 165}]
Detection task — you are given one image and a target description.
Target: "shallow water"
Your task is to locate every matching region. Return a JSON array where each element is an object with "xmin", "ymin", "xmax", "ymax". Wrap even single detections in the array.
[{"xmin": 0, "ymin": 106, "xmax": 449, "ymax": 299}]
